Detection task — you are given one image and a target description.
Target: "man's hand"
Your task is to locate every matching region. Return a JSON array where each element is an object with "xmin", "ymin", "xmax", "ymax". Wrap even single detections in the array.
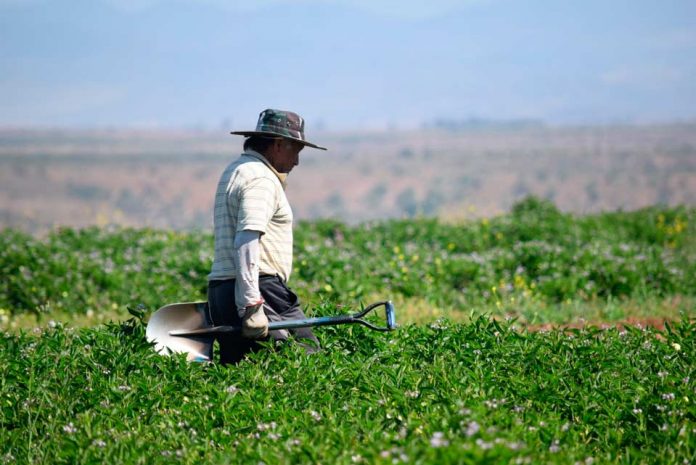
[{"xmin": 241, "ymin": 300, "xmax": 268, "ymax": 339}]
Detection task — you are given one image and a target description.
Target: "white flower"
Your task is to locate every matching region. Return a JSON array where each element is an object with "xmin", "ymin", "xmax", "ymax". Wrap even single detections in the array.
[
  {"xmin": 257, "ymin": 422, "xmax": 277, "ymax": 431},
  {"xmin": 309, "ymin": 410, "xmax": 322, "ymax": 422},
  {"xmin": 475, "ymin": 438, "xmax": 492, "ymax": 450},
  {"xmin": 506, "ymin": 441, "xmax": 524, "ymax": 451},
  {"xmin": 430, "ymin": 432, "xmax": 449, "ymax": 448},
  {"xmin": 549, "ymin": 440, "xmax": 560, "ymax": 453},
  {"xmin": 484, "ymin": 398, "xmax": 505, "ymax": 409},
  {"xmin": 63, "ymin": 423, "xmax": 77, "ymax": 434},
  {"xmin": 226, "ymin": 385, "xmax": 239, "ymax": 394},
  {"xmin": 465, "ymin": 421, "xmax": 480, "ymax": 437},
  {"xmin": 672, "ymin": 343, "xmax": 681, "ymax": 352}
]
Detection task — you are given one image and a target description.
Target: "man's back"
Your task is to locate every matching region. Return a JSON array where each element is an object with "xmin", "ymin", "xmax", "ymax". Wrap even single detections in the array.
[{"xmin": 208, "ymin": 151, "xmax": 293, "ymax": 282}]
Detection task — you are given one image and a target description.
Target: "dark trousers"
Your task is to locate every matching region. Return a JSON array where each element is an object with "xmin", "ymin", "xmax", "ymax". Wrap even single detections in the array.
[{"xmin": 207, "ymin": 275, "xmax": 320, "ymax": 364}]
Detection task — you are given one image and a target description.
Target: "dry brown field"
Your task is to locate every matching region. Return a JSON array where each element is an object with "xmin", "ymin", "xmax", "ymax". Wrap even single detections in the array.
[{"xmin": 1, "ymin": 123, "xmax": 695, "ymax": 233}]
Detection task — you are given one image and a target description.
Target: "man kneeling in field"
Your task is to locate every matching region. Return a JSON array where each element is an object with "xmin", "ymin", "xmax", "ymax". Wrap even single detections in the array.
[{"xmin": 207, "ymin": 109, "xmax": 327, "ymax": 364}]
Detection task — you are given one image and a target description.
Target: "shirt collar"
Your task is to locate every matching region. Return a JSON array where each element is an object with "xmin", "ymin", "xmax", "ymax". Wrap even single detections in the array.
[{"xmin": 243, "ymin": 149, "xmax": 288, "ymax": 188}]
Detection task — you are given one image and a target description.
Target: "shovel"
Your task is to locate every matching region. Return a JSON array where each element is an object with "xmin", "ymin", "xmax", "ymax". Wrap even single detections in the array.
[{"xmin": 146, "ymin": 300, "xmax": 397, "ymax": 362}]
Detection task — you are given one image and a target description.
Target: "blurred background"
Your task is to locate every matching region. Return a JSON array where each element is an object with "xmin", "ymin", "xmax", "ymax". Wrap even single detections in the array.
[{"xmin": 2, "ymin": 0, "xmax": 695, "ymax": 232}]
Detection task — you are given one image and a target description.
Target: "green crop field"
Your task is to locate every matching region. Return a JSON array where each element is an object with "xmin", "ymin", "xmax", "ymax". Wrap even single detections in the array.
[{"xmin": 1, "ymin": 198, "xmax": 695, "ymax": 464}]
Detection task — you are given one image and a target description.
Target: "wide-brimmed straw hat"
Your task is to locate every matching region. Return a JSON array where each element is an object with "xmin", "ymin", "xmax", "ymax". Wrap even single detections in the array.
[{"xmin": 230, "ymin": 109, "xmax": 327, "ymax": 150}]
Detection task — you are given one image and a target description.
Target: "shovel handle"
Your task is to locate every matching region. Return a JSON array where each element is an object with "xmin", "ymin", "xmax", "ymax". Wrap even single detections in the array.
[{"xmin": 169, "ymin": 300, "xmax": 397, "ymax": 337}]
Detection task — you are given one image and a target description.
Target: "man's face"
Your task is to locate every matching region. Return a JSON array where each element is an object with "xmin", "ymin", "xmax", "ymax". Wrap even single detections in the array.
[{"xmin": 271, "ymin": 139, "xmax": 304, "ymax": 173}]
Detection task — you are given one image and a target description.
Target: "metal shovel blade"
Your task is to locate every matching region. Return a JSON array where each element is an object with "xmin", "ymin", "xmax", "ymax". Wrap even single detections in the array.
[{"xmin": 146, "ymin": 302, "xmax": 213, "ymax": 362}]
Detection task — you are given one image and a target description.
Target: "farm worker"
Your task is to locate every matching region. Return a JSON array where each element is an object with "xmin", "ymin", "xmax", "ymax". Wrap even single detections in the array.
[{"xmin": 207, "ymin": 109, "xmax": 326, "ymax": 364}]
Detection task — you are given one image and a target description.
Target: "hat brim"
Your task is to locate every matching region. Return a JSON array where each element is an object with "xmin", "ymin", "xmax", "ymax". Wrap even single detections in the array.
[{"xmin": 230, "ymin": 131, "xmax": 327, "ymax": 151}]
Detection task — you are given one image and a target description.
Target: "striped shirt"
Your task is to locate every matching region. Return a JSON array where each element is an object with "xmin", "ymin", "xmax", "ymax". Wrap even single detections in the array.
[{"xmin": 208, "ymin": 150, "xmax": 294, "ymax": 283}]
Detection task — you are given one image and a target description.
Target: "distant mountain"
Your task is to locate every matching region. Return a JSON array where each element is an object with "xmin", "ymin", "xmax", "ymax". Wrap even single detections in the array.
[
  {"xmin": 425, "ymin": 118, "xmax": 545, "ymax": 131},
  {"xmin": 1, "ymin": 0, "xmax": 695, "ymax": 128}
]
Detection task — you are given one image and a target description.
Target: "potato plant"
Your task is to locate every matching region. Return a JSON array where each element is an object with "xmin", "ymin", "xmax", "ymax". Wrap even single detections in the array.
[
  {"xmin": 1, "ymin": 198, "xmax": 695, "ymax": 463},
  {"xmin": 1, "ymin": 312, "xmax": 694, "ymax": 464},
  {"xmin": 1, "ymin": 198, "xmax": 693, "ymax": 322}
]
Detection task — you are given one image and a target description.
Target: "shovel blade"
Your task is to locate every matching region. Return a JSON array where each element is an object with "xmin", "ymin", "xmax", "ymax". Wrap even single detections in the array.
[{"xmin": 146, "ymin": 302, "xmax": 213, "ymax": 362}]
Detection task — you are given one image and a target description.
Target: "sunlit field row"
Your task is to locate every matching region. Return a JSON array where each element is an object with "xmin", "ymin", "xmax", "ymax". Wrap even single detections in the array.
[{"xmin": 1, "ymin": 198, "xmax": 693, "ymax": 329}]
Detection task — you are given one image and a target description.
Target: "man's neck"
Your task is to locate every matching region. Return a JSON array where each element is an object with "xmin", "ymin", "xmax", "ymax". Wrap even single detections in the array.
[{"xmin": 245, "ymin": 150, "xmax": 288, "ymax": 186}]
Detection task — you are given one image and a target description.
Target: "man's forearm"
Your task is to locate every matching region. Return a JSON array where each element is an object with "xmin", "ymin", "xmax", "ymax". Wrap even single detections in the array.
[{"xmin": 233, "ymin": 229, "xmax": 262, "ymax": 316}]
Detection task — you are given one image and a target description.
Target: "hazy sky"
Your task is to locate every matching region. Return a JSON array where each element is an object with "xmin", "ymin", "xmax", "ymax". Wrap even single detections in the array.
[{"xmin": 1, "ymin": 0, "xmax": 695, "ymax": 129}]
